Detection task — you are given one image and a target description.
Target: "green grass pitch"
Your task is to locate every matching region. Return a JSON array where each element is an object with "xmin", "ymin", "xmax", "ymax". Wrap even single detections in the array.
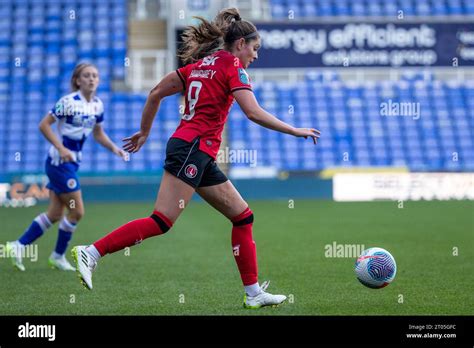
[{"xmin": 0, "ymin": 200, "xmax": 472, "ymax": 315}]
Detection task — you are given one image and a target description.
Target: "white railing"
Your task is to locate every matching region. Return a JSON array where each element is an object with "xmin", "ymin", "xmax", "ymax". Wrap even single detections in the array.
[
  {"xmin": 129, "ymin": 0, "xmax": 170, "ymax": 20},
  {"xmin": 127, "ymin": 50, "xmax": 168, "ymax": 92},
  {"xmin": 225, "ymin": 0, "xmax": 270, "ymax": 20}
]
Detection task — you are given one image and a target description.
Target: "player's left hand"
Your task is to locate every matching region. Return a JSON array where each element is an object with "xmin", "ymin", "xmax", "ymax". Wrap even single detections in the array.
[
  {"xmin": 113, "ymin": 147, "xmax": 128, "ymax": 160},
  {"xmin": 122, "ymin": 131, "xmax": 148, "ymax": 153}
]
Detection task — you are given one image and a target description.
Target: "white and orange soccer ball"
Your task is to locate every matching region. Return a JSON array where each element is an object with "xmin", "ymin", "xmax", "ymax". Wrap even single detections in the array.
[{"xmin": 355, "ymin": 247, "xmax": 397, "ymax": 289}]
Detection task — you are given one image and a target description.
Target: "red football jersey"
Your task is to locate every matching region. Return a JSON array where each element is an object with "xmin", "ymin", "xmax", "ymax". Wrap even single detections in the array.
[{"xmin": 173, "ymin": 50, "xmax": 252, "ymax": 159}]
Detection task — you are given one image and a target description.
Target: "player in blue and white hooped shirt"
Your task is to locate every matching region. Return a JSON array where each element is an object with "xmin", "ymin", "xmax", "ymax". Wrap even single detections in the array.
[{"xmin": 6, "ymin": 63, "xmax": 126, "ymax": 271}]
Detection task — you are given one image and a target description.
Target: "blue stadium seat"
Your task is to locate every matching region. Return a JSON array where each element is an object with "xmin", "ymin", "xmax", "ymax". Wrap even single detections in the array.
[
  {"xmin": 0, "ymin": 0, "xmax": 131, "ymax": 175},
  {"xmin": 465, "ymin": 0, "xmax": 474, "ymax": 14},
  {"xmin": 268, "ymin": 0, "xmax": 466, "ymax": 17},
  {"xmin": 229, "ymin": 73, "xmax": 474, "ymax": 173},
  {"xmin": 447, "ymin": 0, "xmax": 463, "ymax": 14}
]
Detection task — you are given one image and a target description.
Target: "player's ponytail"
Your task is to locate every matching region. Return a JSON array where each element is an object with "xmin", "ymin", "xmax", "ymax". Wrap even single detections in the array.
[
  {"xmin": 178, "ymin": 17, "xmax": 224, "ymax": 65},
  {"xmin": 214, "ymin": 7, "xmax": 242, "ymax": 33},
  {"xmin": 178, "ymin": 8, "xmax": 258, "ymax": 65}
]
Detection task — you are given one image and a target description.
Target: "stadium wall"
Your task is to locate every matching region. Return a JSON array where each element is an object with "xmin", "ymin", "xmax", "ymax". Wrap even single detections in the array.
[
  {"xmin": 0, "ymin": 174, "xmax": 333, "ymax": 206},
  {"xmin": 81, "ymin": 177, "xmax": 333, "ymax": 202}
]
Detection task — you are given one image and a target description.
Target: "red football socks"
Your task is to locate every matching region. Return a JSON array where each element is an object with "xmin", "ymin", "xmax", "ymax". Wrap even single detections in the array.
[
  {"xmin": 93, "ymin": 211, "xmax": 172, "ymax": 256},
  {"xmin": 231, "ymin": 207, "xmax": 258, "ymax": 286},
  {"xmin": 93, "ymin": 207, "xmax": 258, "ymax": 287}
]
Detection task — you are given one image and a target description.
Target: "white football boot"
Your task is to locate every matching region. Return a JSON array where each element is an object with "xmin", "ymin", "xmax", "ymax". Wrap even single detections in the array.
[
  {"xmin": 243, "ymin": 280, "xmax": 287, "ymax": 309},
  {"xmin": 71, "ymin": 246, "xmax": 97, "ymax": 290},
  {"xmin": 6, "ymin": 241, "xmax": 26, "ymax": 271},
  {"xmin": 48, "ymin": 253, "xmax": 76, "ymax": 271}
]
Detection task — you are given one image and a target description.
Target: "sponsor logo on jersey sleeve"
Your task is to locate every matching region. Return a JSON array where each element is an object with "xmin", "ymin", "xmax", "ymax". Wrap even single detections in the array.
[{"xmin": 238, "ymin": 68, "xmax": 250, "ymax": 85}]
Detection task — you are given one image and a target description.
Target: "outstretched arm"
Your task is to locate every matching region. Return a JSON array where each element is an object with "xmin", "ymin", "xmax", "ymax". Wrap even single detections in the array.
[
  {"xmin": 123, "ymin": 71, "xmax": 184, "ymax": 153},
  {"xmin": 233, "ymin": 89, "xmax": 321, "ymax": 144}
]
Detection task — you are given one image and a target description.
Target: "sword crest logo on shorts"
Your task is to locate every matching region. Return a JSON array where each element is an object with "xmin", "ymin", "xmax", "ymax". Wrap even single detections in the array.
[{"xmin": 184, "ymin": 164, "xmax": 198, "ymax": 179}]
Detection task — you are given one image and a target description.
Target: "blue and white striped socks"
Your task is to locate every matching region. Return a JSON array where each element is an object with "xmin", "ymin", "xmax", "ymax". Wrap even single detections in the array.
[
  {"xmin": 54, "ymin": 217, "xmax": 77, "ymax": 256},
  {"xmin": 18, "ymin": 213, "xmax": 53, "ymax": 245}
]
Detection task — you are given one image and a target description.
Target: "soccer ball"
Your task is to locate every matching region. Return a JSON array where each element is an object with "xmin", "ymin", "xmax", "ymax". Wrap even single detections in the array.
[{"xmin": 355, "ymin": 247, "xmax": 397, "ymax": 289}]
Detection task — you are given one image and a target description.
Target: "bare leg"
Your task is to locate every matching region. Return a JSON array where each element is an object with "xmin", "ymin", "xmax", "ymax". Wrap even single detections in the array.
[
  {"xmin": 196, "ymin": 180, "xmax": 248, "ymax": 219},
  {"xmin": 154, "ymin": 170, "xmax": 196, "ymax": 223},
  {"xmin": 45, "ymin": 190, "xmax": 65, "ymax": 223},
  {"xmin": 57, "ymin": 190, "xmax": 85, "ymax": 224}
]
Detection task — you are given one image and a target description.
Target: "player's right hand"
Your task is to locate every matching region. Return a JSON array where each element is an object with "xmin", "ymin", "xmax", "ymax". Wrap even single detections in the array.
[
  {"xmin": 122, "ymin": 131, "xmax": 148, "ymax": 153},
  {"xmin": 292, "ymin": 128, "xmax": 321, "ymax": 144},
  {"xmin": 58, "ymin": 146, "xmax": 74, "ymax": 162}
]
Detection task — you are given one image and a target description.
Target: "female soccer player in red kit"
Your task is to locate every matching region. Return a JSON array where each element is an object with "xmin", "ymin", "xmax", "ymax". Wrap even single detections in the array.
[{"xmin": 72, "ymin": 8, "xmax": 320, "ymax": 309}]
